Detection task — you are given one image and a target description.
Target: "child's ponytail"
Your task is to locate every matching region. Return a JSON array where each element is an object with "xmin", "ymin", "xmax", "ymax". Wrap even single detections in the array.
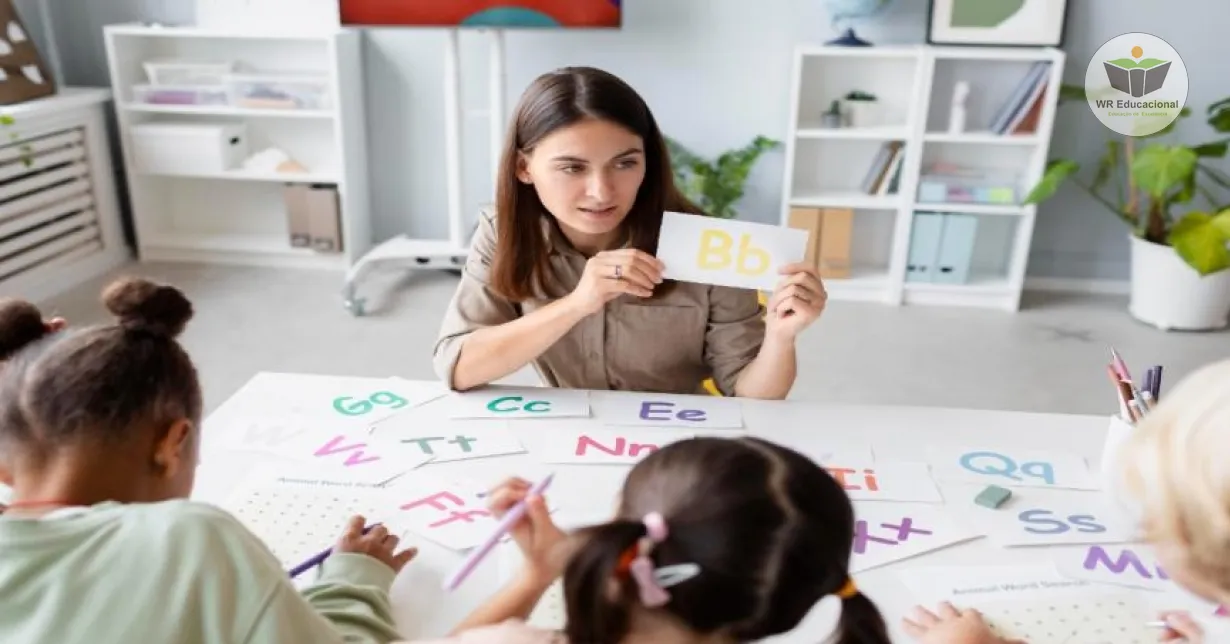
[
  {"xmin": 835, "ymin": 588, "xmax": 892, "ymax": 644},
  {"xmin": 562, "ymin": 519, "xmax": 646, "ymax": 644}
]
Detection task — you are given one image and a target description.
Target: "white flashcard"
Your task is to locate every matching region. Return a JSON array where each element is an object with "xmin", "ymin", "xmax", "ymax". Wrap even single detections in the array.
[
  {"xmin": 386, "ymin": 471, "xmax": 556, "ymax": 551},
  {"xmin": 594, "ymin": 392, "xmax": 743, "ymax": 429},
  {"xmin": 849, "ymin": 502, "xmax": 982, "ymax": 573},
  {"xmin": 899, "ymin": 563, "xmax": 1097, "ymax": 606},
  {"xmin": 657, "ymin": 211, "xmax": 809, "ymax": 291},
  {"xmin": 385, "ymin": 419, "xmax": 528, "ymax": 464},
  {"xmin": 973, "ymin": 498, "xmax": 1138, "ymax": 547},
  {"xmin": 222, "ymin": 419, "xmax": 432, "ymax": 486},
  {"xmin": 447, "ymin": 386, "xmax": 591, "ymax": 419},
  {"xmin": 826, "ymin": 461, "xmax": 945, "ymax": 504},
  {"xmin": 927, "ymin": 445, "xmax": 1099, "ymax": 490},
  {"xmin": 533, "ymin": 426, "xmax": 694, "ymax": 465},
  {"xmin": 1051, "ymin": 543, "xmax": 1176, "ymax": 593},
  {"xmin": 793, "ymin": 442, "xmax": 876, "ymax": 468},
  {"xmin": 214, "ymin": 372, "xmax": 447, "ymax": 431}
]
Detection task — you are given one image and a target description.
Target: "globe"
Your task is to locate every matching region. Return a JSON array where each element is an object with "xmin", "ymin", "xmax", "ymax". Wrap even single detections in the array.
[{"xmin": 824, "ymin": 0, "xmax": 893, "ymax": 46}]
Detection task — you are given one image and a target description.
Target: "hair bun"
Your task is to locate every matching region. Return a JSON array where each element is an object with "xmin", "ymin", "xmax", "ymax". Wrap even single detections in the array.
[
  {"xmin": 0, "ymin": 298, "xmax": 51, "ymax": 360},
  {"xmin": 101, "ymin": 277, "xmax": 193, "ymax": 337}
]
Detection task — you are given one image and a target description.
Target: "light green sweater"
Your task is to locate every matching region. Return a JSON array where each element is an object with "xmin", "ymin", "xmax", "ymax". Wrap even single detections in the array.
[{"xmin": 0, "ymin": 499, "xmax": 403, "ymax": 643}]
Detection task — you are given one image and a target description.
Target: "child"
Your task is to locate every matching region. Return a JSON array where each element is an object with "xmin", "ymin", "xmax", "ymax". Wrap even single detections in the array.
[
  {"xmin": 0, "ymin": 277, "xmax": 416, "ymax": 644},
  {"xmin": 415, "ymin": 436, "xmax": 892, "ymax": 644},
  {"xmin": 904, "ymin": 359, "xmax": 1230, "ymax": 643}
]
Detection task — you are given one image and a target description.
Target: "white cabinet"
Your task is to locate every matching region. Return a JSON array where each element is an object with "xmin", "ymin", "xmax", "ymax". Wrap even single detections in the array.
[{"xmin": 103, "ymin": 24, "xmax": 371, "ymax": 270}]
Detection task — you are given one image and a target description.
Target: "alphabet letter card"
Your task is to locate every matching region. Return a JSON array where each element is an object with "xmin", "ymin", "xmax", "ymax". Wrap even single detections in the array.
[
  {"xmin": 448, "ymin": 386, "xmax": 591, "ymax": 420},
  {"xmin": 657, "ymin": 211, "xmax": 808, "ymax": 291},
  {"xmin": 850, "ymin": 502, "xmax": 982, "ymax": 573},
  {"xmin": 594, "ymin": 392, "xmax": 743, "ymax": 429},
  {"xmin": 534, "ymin": 426, "xmax": 695, "ymax": 465},
  {"xmin": 927, "ymin": 445, "xmax": 1099, "ymax": 490}
]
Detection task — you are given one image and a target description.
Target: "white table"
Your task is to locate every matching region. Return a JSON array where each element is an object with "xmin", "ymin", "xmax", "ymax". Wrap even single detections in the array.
[{"xmin": 193, "ymin": 375, "xmax": 1123, "ymax": 643}]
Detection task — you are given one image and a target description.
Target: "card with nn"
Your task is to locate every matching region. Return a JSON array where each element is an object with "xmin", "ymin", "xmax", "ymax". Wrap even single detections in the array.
[
  {"xmin": 656, "ymin": 211, "xmax": 808, "ymax": 291},
  {"xmin": 533, "ymin": 426, "xmax": 695, "ymax": 466}
]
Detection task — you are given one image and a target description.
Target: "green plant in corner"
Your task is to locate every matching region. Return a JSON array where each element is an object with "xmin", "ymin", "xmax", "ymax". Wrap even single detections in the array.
[
  {"xmin": 844, "ymin": 90, "xmax": 877, "ymax": 102},
  {"xmin": 0, "ymin": 113, "xmax": 34, "ymax": 167},
  {"xmin": 1025, "ymin": 85, "xmax": 1230, "ymax": 275},
  {"xmin": 665, "ymin": 135, "xmax": 781, "ymax": 219}
]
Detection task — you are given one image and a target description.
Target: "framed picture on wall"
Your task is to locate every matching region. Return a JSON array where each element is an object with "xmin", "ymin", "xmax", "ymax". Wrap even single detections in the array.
[{"xmin": 927, "ymin": 0, "xmax": 1070, "ymax": 47}]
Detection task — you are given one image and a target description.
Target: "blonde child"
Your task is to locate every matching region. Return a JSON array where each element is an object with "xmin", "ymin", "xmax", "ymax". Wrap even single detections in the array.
[
  {"xmin": 0, "ymin": 277, "xmax": 416, "ymax": 643},
  {"xmin": 410, "ymin": 436, "xmax": 893, "ymax": 644},
  {"xmin": 904, "ymin": 358, "xmax": 1230, "ymax": 643}
]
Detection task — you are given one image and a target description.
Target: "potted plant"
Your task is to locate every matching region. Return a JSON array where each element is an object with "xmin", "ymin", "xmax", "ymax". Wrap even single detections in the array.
[
  {"xmin": 665, "ymin": 135, "xmax": 781, "ymax": 219},
  {"xmin": 1026, "ymin": 89, "xmax": 1230, "ymax": 331},
  {"xmin": 842, "ymin": 90, "xmax": 879, "ymax": 127}
]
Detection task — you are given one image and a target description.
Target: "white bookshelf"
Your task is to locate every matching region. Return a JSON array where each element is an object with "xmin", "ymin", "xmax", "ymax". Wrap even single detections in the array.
[
  {"xmin": 780, "ymin": 44, "xmax": 1065, "ymax": 311},
  {"xmin": 103, "ymin": 24, "xmax": 371, "ymax": 270}
]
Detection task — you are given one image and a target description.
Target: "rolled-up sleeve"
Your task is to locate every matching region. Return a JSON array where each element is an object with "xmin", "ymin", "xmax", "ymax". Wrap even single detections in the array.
[
  {"xmin": 432, "ymin": 211, "xmax": 521, "ymax": 389},
  {"xmin": 704, "ymin": 286, "xmax": 765, "ymax": 396}
]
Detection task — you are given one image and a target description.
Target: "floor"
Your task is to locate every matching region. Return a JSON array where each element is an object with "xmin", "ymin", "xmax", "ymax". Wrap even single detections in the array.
[{"xmin": 32, "ymin": 260, "xmax": 1230, "ymax": 418}]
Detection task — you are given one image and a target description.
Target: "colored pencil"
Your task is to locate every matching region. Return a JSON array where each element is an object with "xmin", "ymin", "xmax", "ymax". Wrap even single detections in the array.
[
  {"xmin": 1107, "ymin": 365, "xmax": 1132, "ymax": 421},
  {"xmin": 289, "ymin": 523, "xmax": 380, "ymax": 579},
  {"xmin": 1110, "ymin": 347, "xmax": 1132, "ymax": 381},
  {"xmin": 1152, "ymin": 365, "xmax": 1164, "ymax": 399},
  {"xmin": 443, "ymin": 473, "xmax": 555, "ymax": 592}
]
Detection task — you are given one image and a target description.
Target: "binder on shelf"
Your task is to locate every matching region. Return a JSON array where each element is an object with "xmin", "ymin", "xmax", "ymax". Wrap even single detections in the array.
[
  {"xmin": 905, "ymin": 212, "xmax": 945, "ymax": 283},
  {"xmin": 933, "ymin": 213, "xmax": 978, "ymax": 284},
  {"xmin": 787, "ymin": 207, "xmax": 824, "ymax": 271},
  {"xmin": 282, "ymin": 184, "xmax": 313, "ymax": 248},
  {"xmin": 305, "ymin": 184, "xmax": 344, "ymax": 253},
  {"xmin": 817, "ymin": 208, "xmax": 853, "ymax": 279}
]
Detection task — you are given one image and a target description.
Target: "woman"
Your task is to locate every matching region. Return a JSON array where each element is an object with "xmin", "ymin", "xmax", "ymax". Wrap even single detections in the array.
[{"xmin": 433, "ymin": 67, "xmax": 825, "ymax": 399}]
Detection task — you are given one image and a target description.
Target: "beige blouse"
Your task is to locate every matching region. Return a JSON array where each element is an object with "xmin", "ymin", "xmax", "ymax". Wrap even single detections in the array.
[{"xmin": 432, "ymin": 209, "xmax": 765, "ymax": 395}]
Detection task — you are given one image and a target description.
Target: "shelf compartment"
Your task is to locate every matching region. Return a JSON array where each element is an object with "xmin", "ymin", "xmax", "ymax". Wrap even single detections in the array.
[
  {"xmin": 794, "ymin": 53, "xmax": 919, "ymax": 132},
  {"xmin": 797, "ymin": 125, "xmax": 911, "ymax": 140},
  {"xmin": 789, "ymin": 138, "xmax": 909, "ymax": 206},
  {"xmin": 121, "ymin": 103, "xmax": 333, "ymax": 119}
]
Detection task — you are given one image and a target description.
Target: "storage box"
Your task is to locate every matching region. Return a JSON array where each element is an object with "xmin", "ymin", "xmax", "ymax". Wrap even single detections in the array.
[
  {"xmin": 787, "ymin": 207, "xmax": 823, "ymax": 271},
  {"xmin": 143, "ymin": 60, "xmax": 234, "ymax": 86},
  {"xmin": 131, "ymin": 122, "xmax": 248, "ymax": 175},
  {"xmin": 228, "ymin": 73, "xmax": 331, "ymax": 111},
  {"xmin": 132, "ymin": 84, "xmax": 230, "ymax": 107},
  {"xmin": 817, "ymin": 208, "xmax": 853, "ymax": 279},
  {"xmin": 283, "ymin": 183, "xmax": 343, "ymax": 253}
]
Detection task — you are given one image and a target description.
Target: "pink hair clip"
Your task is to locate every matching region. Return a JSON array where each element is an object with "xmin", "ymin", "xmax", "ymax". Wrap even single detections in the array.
[{"xmin": 627, "ymin": 512, "xmax": 701, "ymax": 608}]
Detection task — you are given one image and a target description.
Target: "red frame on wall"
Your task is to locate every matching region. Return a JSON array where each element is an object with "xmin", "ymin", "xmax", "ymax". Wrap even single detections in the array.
[{"xmin": 340, "ymin": 0, "xmax": 622, "ymax": 28}]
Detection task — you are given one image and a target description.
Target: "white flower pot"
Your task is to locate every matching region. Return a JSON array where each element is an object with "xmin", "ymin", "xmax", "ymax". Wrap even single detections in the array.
[
  {"xmin": 1129, "ymin": 234, "xmax": 1230, "ymax": 331},
  {"xmin": 843, "ymin": 101, "xmax": 879, "ymax": 128}
]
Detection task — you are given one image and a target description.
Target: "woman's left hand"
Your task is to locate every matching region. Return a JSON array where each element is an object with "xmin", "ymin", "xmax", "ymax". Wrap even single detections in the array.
[{"xmin": 764, "ymin": 262, "xmax": 826, "ymax": 341}]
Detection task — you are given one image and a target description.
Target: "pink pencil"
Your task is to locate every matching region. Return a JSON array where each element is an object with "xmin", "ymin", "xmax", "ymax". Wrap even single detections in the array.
[
  {"xmin": 1110, "ymin": 347, "xmax": 1132, "ymax": 382},
  {"xmin": 443, "ymin": 473, "xmax": 555, "ymax": 592}
]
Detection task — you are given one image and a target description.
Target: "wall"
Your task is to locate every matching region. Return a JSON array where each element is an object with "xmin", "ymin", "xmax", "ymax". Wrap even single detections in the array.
[{"xmin": 38, "ymin": 0, "xmax": 1228, "ymax": 283}]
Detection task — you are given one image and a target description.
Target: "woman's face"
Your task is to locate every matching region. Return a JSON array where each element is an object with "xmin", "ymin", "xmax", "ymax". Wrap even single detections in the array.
[{"xmin": 518, "ymin": 118, "xmax": 647, "ymax": 250}]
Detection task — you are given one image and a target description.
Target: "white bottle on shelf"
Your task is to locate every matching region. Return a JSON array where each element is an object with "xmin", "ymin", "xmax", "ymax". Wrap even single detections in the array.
[{"xmin": 949, "ymin": 81, "xmax": 969, "ymax": 134}]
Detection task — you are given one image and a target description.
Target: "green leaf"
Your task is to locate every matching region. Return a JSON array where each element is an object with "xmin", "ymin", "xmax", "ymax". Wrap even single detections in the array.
[
  {"xmin": 1139, "ymin": 107, "xmax": 1192, "ymax": 138},
  {"xmin": 1024, "ymin": 159, "xmax": 1080, "ymax": 204},
  {"xmin": 1132, "ymin": 145, "xmax": 1197, "ymax": 199},
  {"xmin": 1058, "ymin": 84, "xmax": 1087, "ymax": 103},
  {"xmin": 1209, "ymin": 97, "xmax": 1230, "ymax": 133},
  {"xmin": 1169, "ymin": 211, "xmax": 1230, "ymax": 275},
  {"xmin": 1192, "ymin": 139, "xmax": 1230, "ymax": 158},
  {"xmin": 1212, "ymin": 208, "xmax": 1230, "ymax": 238},
  {"xmin": 0, "ymin": 114, "xmax": 13, "ymax": 127}
]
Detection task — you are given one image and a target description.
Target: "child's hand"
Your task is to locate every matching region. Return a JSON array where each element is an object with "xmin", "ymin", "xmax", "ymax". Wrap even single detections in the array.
[
  {"xmin": 487, "ymin": 477, "xmax": 568, "ymax": 586},
  {"xmin": 335, "ymin": 515, "xmax": 418, "ymax": 573},
  {"xmin": 903, "ymin": 603, "xmax": 1024, "ymax": 644},
  {"xmin": 1158, "ymin": 610, "xmax": 1204, "ymax": 642}
]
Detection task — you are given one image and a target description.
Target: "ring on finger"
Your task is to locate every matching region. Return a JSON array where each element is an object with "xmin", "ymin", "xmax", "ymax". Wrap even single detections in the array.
[{"xmin": 612, "ymin": 264, "xmax": 623, "ymax": 280}]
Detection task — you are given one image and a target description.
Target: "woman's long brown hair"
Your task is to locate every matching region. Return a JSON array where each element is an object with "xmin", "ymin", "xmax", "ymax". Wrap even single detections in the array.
[{"xmin": 489, "ymin": 66, "xmax": 704, "ymax": 302}]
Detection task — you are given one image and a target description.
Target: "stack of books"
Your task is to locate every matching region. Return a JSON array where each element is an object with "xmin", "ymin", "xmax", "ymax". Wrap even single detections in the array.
[
  {"xmin": 989, "ymin": 62, "xmax": 1051, "ymax": 136},
  {"xmin": 860, "ymin": 141, "xmax": 905, "ymax": 195}
]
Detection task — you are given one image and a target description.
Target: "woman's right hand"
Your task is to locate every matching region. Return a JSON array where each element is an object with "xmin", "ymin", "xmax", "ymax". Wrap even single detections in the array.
[
  {"xmin": 487, "ymin": 477, "xmax": 569, "ymax": 586},
  {"xmin": 566, "ymin": 249, "xmax": 664, "ymax": 316}
]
